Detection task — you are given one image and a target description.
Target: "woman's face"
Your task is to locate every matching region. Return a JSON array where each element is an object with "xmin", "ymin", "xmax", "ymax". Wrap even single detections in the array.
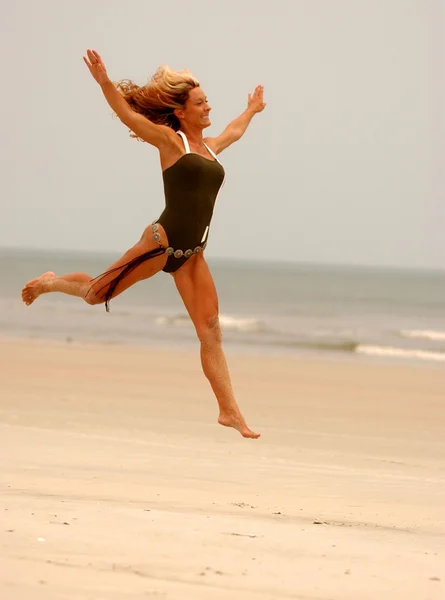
[{"xmin": 180, "ymin": 87, "xmax": 212, "ymax": 129}]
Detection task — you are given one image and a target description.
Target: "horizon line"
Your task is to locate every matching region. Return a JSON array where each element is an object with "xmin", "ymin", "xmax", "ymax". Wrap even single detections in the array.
[{"xmin": 0, "ymin": 245, "xmax": 444, "ymax": 274}]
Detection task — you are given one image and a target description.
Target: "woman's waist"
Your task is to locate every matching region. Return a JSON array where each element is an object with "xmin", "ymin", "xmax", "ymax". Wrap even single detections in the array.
[
  {"xmin": 156, "ymin": 211, "xmax": 212, "ymax": 248},
  {"xmin": 162, "ymin": 192, "xmax": 218, "ymax": 211},
  {"xmin": 158, "ymin": 204, "xmax": 213, "ymax": 226}
]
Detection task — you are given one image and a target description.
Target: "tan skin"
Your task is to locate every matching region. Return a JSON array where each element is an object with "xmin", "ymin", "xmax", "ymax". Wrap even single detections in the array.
[{"xmin": 22, "ymin": 50, "xmax": 266, "ymax": 439}]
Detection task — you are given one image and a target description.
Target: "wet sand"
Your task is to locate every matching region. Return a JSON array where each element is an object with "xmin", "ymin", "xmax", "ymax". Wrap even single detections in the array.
[{"xmin": 1, "ymin": 339, "xmax": 444, "ymax": 599}]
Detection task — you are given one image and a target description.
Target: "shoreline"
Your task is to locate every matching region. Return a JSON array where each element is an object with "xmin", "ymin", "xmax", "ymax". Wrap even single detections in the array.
[{"xmin": 1, "ymin": 334, "xmax": 444, "ymax": 370}]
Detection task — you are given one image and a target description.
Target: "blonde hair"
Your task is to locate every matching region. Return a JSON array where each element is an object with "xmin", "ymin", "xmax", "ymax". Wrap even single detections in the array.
[{"xmin": 116, "ymin": 65, "xmax": 200, "ymax": 136}]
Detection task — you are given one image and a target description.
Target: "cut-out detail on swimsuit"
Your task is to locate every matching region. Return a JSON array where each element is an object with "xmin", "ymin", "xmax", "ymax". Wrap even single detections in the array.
[{"xmin": 91, "ymin": 131, "xmax": 225, "ymax": 311}]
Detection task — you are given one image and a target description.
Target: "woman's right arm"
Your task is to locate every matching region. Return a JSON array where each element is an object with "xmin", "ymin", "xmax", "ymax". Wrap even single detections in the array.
[{"xmin": 83, "ymin": 49, "xmax": 174, "ymax": 149}]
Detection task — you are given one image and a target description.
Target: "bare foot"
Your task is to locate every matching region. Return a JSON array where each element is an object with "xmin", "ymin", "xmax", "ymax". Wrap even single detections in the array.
[
  {"xmin": 21, "ymin": 272, "xmax": 56, "ymax": 306},
  {"xmin": 218, "ymin": 411, "xmax": 261, "ymax": 439}
]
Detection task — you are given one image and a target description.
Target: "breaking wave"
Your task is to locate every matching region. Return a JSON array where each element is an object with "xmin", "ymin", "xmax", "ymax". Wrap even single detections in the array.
[
  {"xmin": 155, "ymin": 313, "xmax": 445, "ymax": 363},
  {"xmin": 156, "ymin": 313, "xmax": 266, "ymax": 333},
  {"xmin": 357, "ymin": 345, "xmax": 445, "ymax": 362},
  {"xmin": 399, "ymin": 329, "xmax": 445, "ymax": 342}
]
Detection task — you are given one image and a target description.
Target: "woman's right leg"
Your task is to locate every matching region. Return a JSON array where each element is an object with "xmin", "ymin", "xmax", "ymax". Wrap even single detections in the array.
[
  {"xmin": 172, "ymin": 253, "xmax": 260, "ymax": 439},
  {"xmin": 21, "ymin": 224, "xmax": 168, "ymax": 307}
]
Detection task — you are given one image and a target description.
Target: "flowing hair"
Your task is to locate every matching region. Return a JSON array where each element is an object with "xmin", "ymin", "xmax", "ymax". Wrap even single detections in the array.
[{"xmin": 115, "ymin": 65, "xmax": 200, "ymax": 137}]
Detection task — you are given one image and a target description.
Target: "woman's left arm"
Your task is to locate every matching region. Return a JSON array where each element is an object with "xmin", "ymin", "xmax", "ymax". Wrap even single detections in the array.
[{"xmin": 205, "ymin": 85, "xmax": 266, "ymax": 154}]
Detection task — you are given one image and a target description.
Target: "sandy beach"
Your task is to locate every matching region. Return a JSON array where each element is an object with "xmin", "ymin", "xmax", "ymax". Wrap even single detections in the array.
[{"xmin": 0, "ymin": 338, "xmax": 444, "ymax": 599}]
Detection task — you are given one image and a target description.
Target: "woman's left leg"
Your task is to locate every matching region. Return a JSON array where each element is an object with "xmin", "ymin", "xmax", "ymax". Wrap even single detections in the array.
[
  {"xmin": 21, "ymin": 224, "xmax": 168, "ymax": 308},
  {"xmin": 172, "ymin": 254, "xmax": 260, "ymax": 439}
]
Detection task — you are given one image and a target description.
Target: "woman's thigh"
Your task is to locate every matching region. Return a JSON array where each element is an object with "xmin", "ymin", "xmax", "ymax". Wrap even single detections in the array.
[
  {"xmin": 89, "ymin": 223, "xmax": 169, "ymax": 300},
  {"xmin": 172, "ymin": 254, "xmax": 219, "ymax": 335}
]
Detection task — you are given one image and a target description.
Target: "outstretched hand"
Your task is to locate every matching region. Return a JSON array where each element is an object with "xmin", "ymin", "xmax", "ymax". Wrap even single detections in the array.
[
  {"xmin": 248, "ymin": 85, "xmax": 266, "ymax": 114},
  {"xmin": 83, "ymin": 49, "xmax": 110, "ymax": 85}
]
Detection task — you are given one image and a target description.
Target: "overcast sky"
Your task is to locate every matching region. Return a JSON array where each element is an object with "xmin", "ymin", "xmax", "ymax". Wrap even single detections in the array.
[{"xmin": 1, "ymin": 0, "xmax": 444, "ymax": 270}]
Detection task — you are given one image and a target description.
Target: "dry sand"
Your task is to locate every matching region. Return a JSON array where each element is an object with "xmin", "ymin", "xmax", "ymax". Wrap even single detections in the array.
[{"xmin": 0, "ymin": 339, "xmax": 444, "ymax": 599}]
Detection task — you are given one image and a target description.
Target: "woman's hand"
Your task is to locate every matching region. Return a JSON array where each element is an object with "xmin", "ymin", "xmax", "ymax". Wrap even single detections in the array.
[
  {"xmin": 83, "ymin": 49, "xmax": 110, "ymax": 86},
  {"xmin": 247, "ymin": 85, "xmax": 266, "ymax": 114}
]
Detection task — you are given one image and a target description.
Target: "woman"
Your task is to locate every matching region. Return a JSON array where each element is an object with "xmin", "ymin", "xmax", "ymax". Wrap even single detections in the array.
[{"xmin": 22, "ymin": 49, "xmax": 265, "ymax": 439}]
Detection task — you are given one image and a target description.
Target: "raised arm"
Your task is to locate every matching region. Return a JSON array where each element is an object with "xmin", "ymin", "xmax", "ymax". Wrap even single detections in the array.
[
  {"xmin": 83, "ymin": 49, "xmax": 174, "ymax": 149},
  {"xmin": 205, "ymin": 85, "xmax": 266, "ymax": 154}
]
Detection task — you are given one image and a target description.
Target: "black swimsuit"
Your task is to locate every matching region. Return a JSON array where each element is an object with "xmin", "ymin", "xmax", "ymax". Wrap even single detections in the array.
[
  {"xmin": 157, "ymin": 131, "xmax": 225, "ymax": 272},
  {"xmin": 95, "ymin": 131, "xmax": 225, "ymax": 310}
]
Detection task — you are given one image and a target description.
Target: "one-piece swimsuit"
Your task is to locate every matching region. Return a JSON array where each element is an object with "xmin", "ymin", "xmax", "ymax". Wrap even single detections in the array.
[{"xmin": 94, "ymin": 131, "xmax": 225, "ymax": 310}]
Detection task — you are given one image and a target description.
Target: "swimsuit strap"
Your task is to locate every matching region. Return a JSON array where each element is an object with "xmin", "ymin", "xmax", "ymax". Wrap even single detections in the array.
[
  {"xmin": 177, "ymin": 130, "xmax": 191, "ymax": 154},
  {"xmin": 203, "ymin": 141, "xmax": 220, "ymax": 163}
]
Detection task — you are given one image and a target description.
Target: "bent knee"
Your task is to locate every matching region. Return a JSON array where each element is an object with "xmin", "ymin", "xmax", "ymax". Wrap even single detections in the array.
[
  {"xmin": 84, "ymin": 288, "xmax": 106, "ymax": 306},
  {"xmin": 197, "ymin": 315, "xmax": 222, "ymax": 344}
]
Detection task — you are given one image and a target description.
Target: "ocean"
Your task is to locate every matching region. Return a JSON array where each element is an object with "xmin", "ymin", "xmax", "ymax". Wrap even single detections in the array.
[{"xmin": 1, "ymin": 247, "xmax": 444, "ymax": 364}]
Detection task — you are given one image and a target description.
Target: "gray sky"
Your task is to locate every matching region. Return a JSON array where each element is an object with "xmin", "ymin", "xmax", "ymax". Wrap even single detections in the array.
[{"xmin": 1, "ymin": 0, "xmax": 444, "ymax": 270}]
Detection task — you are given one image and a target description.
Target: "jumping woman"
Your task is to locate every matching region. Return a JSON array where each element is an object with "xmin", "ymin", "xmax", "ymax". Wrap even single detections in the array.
[{"xmin": 22, "ymin": 49, "xmax": 266, "ymax": 439}]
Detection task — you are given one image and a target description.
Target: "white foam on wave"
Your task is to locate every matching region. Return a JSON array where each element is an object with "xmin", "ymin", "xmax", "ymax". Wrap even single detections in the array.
[
  {"xmin": 156, "ymin": 313, "xmax": 265, "ymax": 333},
  {"xmin": 357, "ymin": 345, "xmax": 445, "ymax": 363},
  {"xmin": 155, "ymin": 314, "xmax": 190, "ymax": 328},
  {"xmin": 218, "ymin": 315, "xmax": 265, "ymax": 333},
  {"xmin": 399, "ymin": 329, "xmax": 445, "ymax": 342}
]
